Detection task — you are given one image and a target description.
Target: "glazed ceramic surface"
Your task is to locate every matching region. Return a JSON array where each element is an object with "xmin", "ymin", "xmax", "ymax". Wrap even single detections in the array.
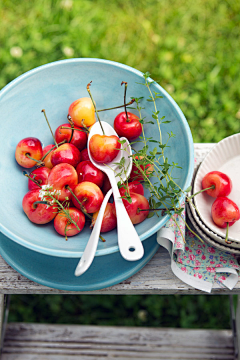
[
  {"xmin": 0, "ymin": 58, "xmax": 194, "ymax": 257},
  {"xmin": 0, "ymin": 231, "xmax": 159, "ymax": 291},
  {"xmin": 194, "ymin": 133, "xmax": 240, "ymax": 242}
]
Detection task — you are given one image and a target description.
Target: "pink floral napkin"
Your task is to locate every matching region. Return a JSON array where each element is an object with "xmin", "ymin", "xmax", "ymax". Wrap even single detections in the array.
[{"xmin": 157, "ymin": 205, "xmax": 240, "ymax": 293}]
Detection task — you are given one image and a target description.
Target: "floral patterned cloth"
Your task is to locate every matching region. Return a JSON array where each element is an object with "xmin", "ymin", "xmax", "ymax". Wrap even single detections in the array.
[{"xmin": 157, "ymin": 205, "xmax": 240, "ymax": 292}]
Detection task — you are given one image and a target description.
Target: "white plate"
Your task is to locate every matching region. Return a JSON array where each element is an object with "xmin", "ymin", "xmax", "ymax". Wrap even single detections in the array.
[{"xmin": 193, "ymin": 133, "xmax": 240, "ymax": 242}]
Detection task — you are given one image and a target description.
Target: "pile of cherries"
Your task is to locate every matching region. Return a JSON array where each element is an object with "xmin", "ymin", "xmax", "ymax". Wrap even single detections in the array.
[
  {"xmin": 15, "ymin": 94, "xmax": 151, "ymax": 240},
  {"xmin": 201, "ymin": 171, "xmax": 240, "ymax": 241}
]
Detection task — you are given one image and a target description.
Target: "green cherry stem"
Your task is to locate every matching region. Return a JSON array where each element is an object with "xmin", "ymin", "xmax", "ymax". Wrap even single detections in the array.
[
  {"xmin": 121, "ymin": 81, "xmax": 130, "ymax": 122},
  {"xmin": 60, "ymin": 126, "xmax": 89, "ymax": 134},
  {"xmin": 225, "ymin": 222, "xmax": 231, "ymax": 244},
  {"xmin": 23, "ymin": 171, "xmax": 42, "ymax": 188},
  {"xmin": 87, "ymin": 81, "xmax": 105, "ymax": 135},
  {"xmin": 66, "ymin": 186, "xmax": 92, "ymax": 220},
  {"xmin": 41, "ymin": 109, "xmax": 58, "ymax": 147},
  {"xmin": 188, "ymin": 185, "xmax": 215, "ymax": 199},
  {"xmin": 97, "ymin": 98, "xmax": 135, "ymax": 112},
  {"xmin": 25, "ymin": 154, "xmax": 45, "ymax": 166},
  {"xmin": 99, "ymin": 235, "xmax": 106, "ymax": 242},
  {"xmin": 41, "ymin": 140, "xmax": 67, "ymax": 161}
]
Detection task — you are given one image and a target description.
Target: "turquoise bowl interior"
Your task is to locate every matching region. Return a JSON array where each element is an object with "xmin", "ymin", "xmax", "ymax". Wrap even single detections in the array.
[{"xmin": 0, "ymin": 58, "xmax": 194, "ymax": 257}]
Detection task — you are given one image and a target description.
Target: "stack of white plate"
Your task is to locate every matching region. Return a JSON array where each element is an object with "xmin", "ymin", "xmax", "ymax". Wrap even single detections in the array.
[{"xmin": 187, "ymin": 133, "xmax": 240, "ymax": 255}]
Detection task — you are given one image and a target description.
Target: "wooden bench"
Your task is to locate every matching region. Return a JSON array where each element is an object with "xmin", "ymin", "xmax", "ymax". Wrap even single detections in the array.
[{"xmin": 0, "ymin": 144, "xmax": 240, "ymax": 360}]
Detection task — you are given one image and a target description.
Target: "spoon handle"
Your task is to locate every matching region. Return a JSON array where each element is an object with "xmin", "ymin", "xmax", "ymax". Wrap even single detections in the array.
[
  {"xmin": 74, "ymin": 189, "xmax": 113, "ymax": 276},
  {"xmin": 108, "ymin": 172, "xmax": 144, "ymax": 261}
]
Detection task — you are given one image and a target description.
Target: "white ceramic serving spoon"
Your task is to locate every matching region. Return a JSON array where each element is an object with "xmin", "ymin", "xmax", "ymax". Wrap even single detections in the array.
[{"xmin": 74, "ymin": 121, "xmax": 144, "ymax": 277}]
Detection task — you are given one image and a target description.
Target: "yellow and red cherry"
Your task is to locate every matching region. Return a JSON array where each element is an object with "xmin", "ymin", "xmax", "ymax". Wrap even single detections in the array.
[
  {"xmin": 28, "ymin": 167, "xmax": 51, "ymax": 191},
  {"xmin": 211, "ymin": 197, "xmax": 240, "ymax": 228},
  {"xmin": 202, "ymin": 171, "xmax": 232, "ymax": 198},
  {"xmin": 22, "ymin": 189, "xmax": 57, "ymax": 224},
  {"xmin": 15, "ymin": 137, "xmax": 43, "ymax": 168},
  {"xmin": 91, "ymin": 203, "xmax": 117, "ymax": 233},
  {"xmin": 89, "ymin": 134, "xmax": 121, "ymax": 163},
  {"xmin": 54, "ymin": 207, "xmax": 85, "ymax": 238},
  {"xmin": 76, "ymin": 160, "xmax": 105, "ymax": 188},
  {"xmin": 51, "ymin": 143, "xmax": 81, "ymax": 168},
  {"xmin": 55, "ymin": 123, "xmax": 87, "ymax": 151},
  {"xmin": 42, "ymin": 144, "xmax": 55, "ymax": 169},
  {"xmin": 72, "ymin": 181, "xmax": 104, "ymax": 214},
  {"xmin": 119, "ymin": 192, "xmax": 150, "ymax": 225},
  {"xmin": 68, "ymin": 97, "xmax": 96, "ymax": 128},
  {"xmin": 48, "ymin": 163, "xmax": 78, "ymax": 202},
  {"xmin": 114, "ymin": 112, "xmax": 142, "ymax": 141}
]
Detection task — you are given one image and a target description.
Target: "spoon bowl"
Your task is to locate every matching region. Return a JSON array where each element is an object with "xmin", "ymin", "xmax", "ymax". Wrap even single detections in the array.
[{"xmin": 88, "ymin": 121, "xmax": 144, "ymax": 261}]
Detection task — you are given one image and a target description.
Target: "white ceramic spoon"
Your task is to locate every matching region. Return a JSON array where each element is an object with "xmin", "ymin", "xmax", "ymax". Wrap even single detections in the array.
[{"xmin": 74, "ymin": 121, "xmax": 144, "ymax": 276}]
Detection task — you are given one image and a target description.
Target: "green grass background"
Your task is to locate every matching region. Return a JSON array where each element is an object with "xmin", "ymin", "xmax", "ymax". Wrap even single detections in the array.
[{"xmin": 1, "ymin": 0, "xmax": 240, "ymax": 328}]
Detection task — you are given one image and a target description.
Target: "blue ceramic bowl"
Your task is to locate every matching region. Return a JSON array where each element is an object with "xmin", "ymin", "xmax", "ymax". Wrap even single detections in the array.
[{"xmin": 0, "ymin": 58, "xmax": 194, "ymax": 257}]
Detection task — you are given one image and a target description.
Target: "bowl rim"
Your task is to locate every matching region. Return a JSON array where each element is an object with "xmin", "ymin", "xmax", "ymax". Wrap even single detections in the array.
[{"xmin": 0, "ymin": 58, "xmax": 194, "ymax": 257}]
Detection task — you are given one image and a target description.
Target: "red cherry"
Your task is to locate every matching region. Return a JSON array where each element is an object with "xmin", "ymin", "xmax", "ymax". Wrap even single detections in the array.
[
  {"xmin": 15, "ymin": 137, "xmax": 43, "ymax": 168},
  {"xmin": 130, "ymin": 155, "xmax": 154, "ymax": 182},
  {"xmin": 114, "ymin": 112, "xmax": 142, "ymax": 141},
  {"xmin": 55, "ymin": 123, "xmax": 87, "ymax": 151},
  {"xmin": 92, "ymin": 203, "xmax": 117, "ymax": 233},
  {"xmin": 51, "ymin": 143, "xmax": 81, "ymax": 168},
  {"xmin": 119, "ymin": 181, "xmax": 144, "ymax": 198},
  {"xmin": 211, "ymin": 197, "xmax": 240, "ymax": 228},
  {"xmin": 54, "ymin": 207, "xmax": 85, "ymax": 237},
  {"xmin": 72, "ymin": 181, "xmax": 104, "ymax": 213},
  {"xmin": 76, "ymin": 160, "xmax": 105, "ymax": 188},
  {"xmin": 120, "ymin": 192, "xmax": 149, "ymax": 225},
  {"xmin": 81, "ymin": 148, "xmax": 90, "ymax": 162},
  {"xmin": 22, "ymin": 189, "xmax": 57, "ymax": 224},
  {"xmin": 202, "ymin": 171, "xmax": 232, "ymax": 198},
  {"xmin": 28, "ymin": 167, "xmax": 51, "ymax": 191}
]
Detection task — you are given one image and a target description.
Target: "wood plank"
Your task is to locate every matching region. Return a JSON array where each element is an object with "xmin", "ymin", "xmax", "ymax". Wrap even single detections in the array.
[
  {"xmin": 2, "ymin": 323, "xmax": 235, "ymax": 360},
  {"xmin": 0, "ymin": 143, "xmax": 240, "ymax": 294}
]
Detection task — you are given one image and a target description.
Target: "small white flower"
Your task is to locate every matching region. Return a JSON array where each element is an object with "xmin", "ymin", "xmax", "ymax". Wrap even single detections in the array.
[
  {"xmin": 60, "ymin": 0, "xmax": 73, "ymax": 9},
  {"xmin": 10, "ymin": 46, "xmax": 23, "ymax": 58},
  {"xmin": 63, "ymin": 46, "xmax": 74, "ymax": 57},
  {"xmin": 42, "ymin": 184, "xmax": 52, "ymax": 190}
]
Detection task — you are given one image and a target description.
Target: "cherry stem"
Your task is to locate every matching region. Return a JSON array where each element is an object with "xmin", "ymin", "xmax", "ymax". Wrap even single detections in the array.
[
  {"xmin": 66, "ymin": 186, "xmax": 92, "ymax": 220},
  {"xmin": 188, "ymin": 185, "xmax": 215, "ymax": 199},
  {"xmin": 25, "ymin": 154, "xmax": 44, "ymax": 166},
  {"xmin": 99, "ymin": 235, "xmax": 106, "ymax": 242},
  {"xmin": 60, "ymin": 126, "xmax": 89, "ymax": 134},
  {"xmin": 225, "ymin": 222, "xmax": 231, "ymax": 244},
  {"xmin": 41, "ymin": 109, "xmax": 58, "ymax": 147},
  {"xmin": 41, "ymin": 140, "xmax": 66, "ymax": 161},
  {"xmin": 121, "ymin": 81, "xmax": 130, "ymax": 122},
  {"xmin": 23, "ymin": 171, "xmax": 42, "ymax": 188},
  {"xmin": 97, "ymin": 98, "xmax": 135, "ymax": 112},
  {"xmin": 87, "ymin": 81, "xmax": 105, "ymax": 135},
  {"xmin": 67, "ymin": 115, "xmax": 75, "ymax": 143}
]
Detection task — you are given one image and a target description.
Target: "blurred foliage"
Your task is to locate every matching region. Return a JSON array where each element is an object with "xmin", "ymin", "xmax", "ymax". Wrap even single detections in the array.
[
  {"xmin": 1, "ymin": 0, "xmax": 239, "ymax": 328},
  {"xmin": 9, "ymin": 294, "xmax": 231, "ymax": 329},
  {"xmin": 1, "ymin": 0, "xmax": 240, "ymax": 142}
]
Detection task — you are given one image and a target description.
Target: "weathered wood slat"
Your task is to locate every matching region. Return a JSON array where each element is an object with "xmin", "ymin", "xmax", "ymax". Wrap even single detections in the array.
[
  {"xmin": 0, "ymin": 143, "xmax": 239, "ymax": 295},
  {"xmin": 2, "ymin": 323, "xmax": 234, "ymax": 360}
]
